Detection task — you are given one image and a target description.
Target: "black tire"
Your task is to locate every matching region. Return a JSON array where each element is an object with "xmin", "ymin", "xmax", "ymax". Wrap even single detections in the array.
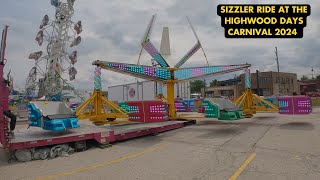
[
  {"xmin": 93, "ymin": 123, "xmax": 104, "ymax": 126},
  {"xmin": 107, "ymin": 118, "xmax": 116, "ymax": 121}
]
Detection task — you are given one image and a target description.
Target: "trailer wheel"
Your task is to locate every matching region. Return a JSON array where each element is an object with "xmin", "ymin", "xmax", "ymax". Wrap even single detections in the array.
[
  {"xmin": 93, "ymin": 123, "xmax": 104, "ymax": 126},
  {"xmin": 107, "ymin": 118, "xmax": 116, "ymax": 121}
]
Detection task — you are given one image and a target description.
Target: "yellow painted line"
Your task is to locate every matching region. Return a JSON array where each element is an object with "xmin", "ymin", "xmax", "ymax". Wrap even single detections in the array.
[
  {"xmin": 229, "ymin": 152, "xmax": 256, "ymax": 180},
  {"xmin": 35, "ymin": 143, "xmax": 169, "ymax": 180}
]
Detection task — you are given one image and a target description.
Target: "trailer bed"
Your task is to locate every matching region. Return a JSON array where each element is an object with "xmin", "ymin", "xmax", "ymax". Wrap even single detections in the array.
[{"xmin": 8, "ymin": 120, "xmax": 195, "ymax": 150}]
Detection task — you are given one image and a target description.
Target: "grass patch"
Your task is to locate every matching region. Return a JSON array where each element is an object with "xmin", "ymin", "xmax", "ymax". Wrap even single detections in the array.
[{"xmin": 312, "ymin": 98, "xmax": 320, "ymax": 107}]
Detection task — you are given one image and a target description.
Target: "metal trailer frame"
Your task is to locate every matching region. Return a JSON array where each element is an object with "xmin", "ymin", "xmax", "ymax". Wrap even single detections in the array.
[
  {"xmin": 5, "ymin": 120, "xmax": 195, "ymax": 152},
  {"xmin": 0, "ymin": 25, "xmax": 11, "ymax": 150}
]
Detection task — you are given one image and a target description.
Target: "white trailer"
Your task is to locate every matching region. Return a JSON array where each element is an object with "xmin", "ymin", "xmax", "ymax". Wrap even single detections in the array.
[{"xmin": 108, "ymin": 81, "xmax": 190, "ymax": 102}]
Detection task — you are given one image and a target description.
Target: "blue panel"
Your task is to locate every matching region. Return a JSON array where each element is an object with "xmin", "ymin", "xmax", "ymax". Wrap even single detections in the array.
[
  {"xmin": 27, "ymin": 103, "xmax": 80, "ymax": 131},
  {"xmin": 102, "ymin": 62, "xmax": 170, "ymax": 81},
  {"xmin": 156, "ymin": 68, "xmax": 170, "ymax": 79},
  {"xmin": 153, "ymin": 54, "xmax": 168, "ymax": 67},
  {"xmin": 51, "ymin": 0, "xmax": 59, "ymax": 7},
  {"xmin": 127, "ymin": 65, "xmax": 144, "ymax": 74},
  {"xmin": 204, "ymin": 67, "xmax": 219, "ymax": 73},
  {"xmin": 143, "ymin": 41, "xmax": 169, "ymax": 67},
  {"xmin": 175, "ymin": 65, "xmax": 248, "ymax": 81},
  {"xmin": 43, "ymin": 118, "xmax": 80, "ymax": 131},
  {"xmin": 245, "ymin": 69, "xmax": 251, "ymax": 88},
  {"xmin": 174, "ymin": 69, "xmax": 192, "ymax": 79}
]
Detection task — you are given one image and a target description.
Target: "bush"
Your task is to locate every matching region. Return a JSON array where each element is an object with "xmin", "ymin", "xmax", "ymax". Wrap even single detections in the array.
[{"xmin": 312, "ymin": 98, "xmax": 320, "ymax": 106}]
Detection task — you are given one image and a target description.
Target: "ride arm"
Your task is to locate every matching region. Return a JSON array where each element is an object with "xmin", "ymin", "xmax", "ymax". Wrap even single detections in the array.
[
  {"xmin": 174, "ymin": 41, "xmax": 201, "ymax": 68},
  {"xmin": 142, "ymin": 40, "xmax": 169, "ymax": 67},
  {"xmin": 92, "ymin": 60, "xmax": 170, "ymax": 82},
  {"xmin": 175, "ymin": 64, "xmax": 251, "ymax": 82}
]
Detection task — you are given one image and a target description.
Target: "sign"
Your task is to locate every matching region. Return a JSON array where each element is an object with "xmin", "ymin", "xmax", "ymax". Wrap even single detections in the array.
[
  {"xmin": 217, "ymin": 4, "xmax": 311, "ymax": 38},
  {"xmin": 129, "ymin": 88, "xmax": 135, "ymax": 98}
]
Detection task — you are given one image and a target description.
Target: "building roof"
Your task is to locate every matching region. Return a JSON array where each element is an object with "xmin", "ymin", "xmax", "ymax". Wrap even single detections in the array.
[{"xmin": 219, "ymin": 78, "xmax": 241, "ymax": 85}]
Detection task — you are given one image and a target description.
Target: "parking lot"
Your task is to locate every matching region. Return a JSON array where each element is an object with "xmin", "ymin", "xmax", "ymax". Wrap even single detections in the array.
[{"xmin": 1, "ymin": 108, "xmax": 320, "ymax": 180}]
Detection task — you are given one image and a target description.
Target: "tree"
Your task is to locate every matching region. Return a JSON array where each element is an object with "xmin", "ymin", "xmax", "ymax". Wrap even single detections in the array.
[
  {"xmin": 316, "ymin": 75, "xmax": 320, "ymax": 80},
  {"xmin": 191, "ymin": 80, "xmax": 206, "ymax": 93},
  {"xmin": 301, "ymin": 75, "xmax": 309, "ymax": 80},
  {"xmin": 210, "ymin": 79, "xmax": 220, "ymax": 87},
  {"xmin": 13, "ymin": 90, "xmax": 20, "ymax": 95}
]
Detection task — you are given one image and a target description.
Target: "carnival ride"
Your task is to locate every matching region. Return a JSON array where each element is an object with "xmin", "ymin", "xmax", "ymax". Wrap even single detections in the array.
[
  {"xmin": 75, "ymin": 66, "xmax": 128, "ymax": 125},
  {"xmin": 234, "ymin": 68, "xmax": 279, "ymax": 118},
  {"xmin": 26, "ymin": 0, "xmax": 82, "ymax": 101},
  {"xmin": 25, "ymin": 0, "xmax": 82, "ymax": 130},
  {"xmin": 1, "ymin": 26, "xmax": 194, "ymax": 161},
  {"xmin": 91, "ymin": 15, "xmax": 251, "ymax": 122},
  {"xmin": 0, "ymin": 10, "xmax": 314, "ymax": 163},
  {"xmin": 233, "ymin": 62, "xmax": 312, "ymax": 118}
]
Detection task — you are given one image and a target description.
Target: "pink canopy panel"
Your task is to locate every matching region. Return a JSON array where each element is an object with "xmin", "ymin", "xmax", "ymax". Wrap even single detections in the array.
[
  {"xmin": 39, "ymin": 15, "xmax": 49, "ymax": 29},
  {"xmin": 74, "ymin": 21, "xmax": 82, "ymax": 34},
  {"xmin": 278, "ymin": 96, "xmax": 312, "ymax": 115},
  {"xmin": 69, "ymin": 51, "xmax": 77, "ymax": 65},
  {"xmin": 35, "ymin": 30, "xmax": 44, "ymax": 46}
]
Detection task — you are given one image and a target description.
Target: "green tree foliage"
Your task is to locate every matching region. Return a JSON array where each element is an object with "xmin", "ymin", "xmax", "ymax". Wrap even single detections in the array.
[
  {"xmin": 301, "ymin": 75, "xmax": 309, "ymax": 80},
  {"xmin": 210, "ymin": 79, "xmax": 220, "ymax": 87},
  {"xmin": 191, "ymin": 80, "xmax": 206, "ymax": 93},
  {"xmin": 316, "ymin": 75, "xmax": 320, "ymax": 80},
  {"xmin": 13, "ymin": 90, "xmax": 20, "ymax": 95}
]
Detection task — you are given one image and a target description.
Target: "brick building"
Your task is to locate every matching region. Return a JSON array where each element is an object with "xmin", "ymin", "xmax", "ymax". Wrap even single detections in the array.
[
  {"xmin": 298, "ymin": 79, "xmax": 320, "ymax": 96},
  {"xmin": 203, "ymin": 71, "xmax": 298, "ymax": 100}
]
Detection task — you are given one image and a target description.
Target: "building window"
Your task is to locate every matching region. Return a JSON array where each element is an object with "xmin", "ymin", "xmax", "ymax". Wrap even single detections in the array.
[
  {"xmin": 263, "ymin": 88, "xmax": 271, "ymax": 96},
  {"xmin": 221, "ymin": 90, "xmax": 234, "ymax": 97}
]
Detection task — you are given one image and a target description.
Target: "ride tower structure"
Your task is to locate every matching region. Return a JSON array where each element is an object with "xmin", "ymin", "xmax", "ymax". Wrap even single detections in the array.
[
  {"xmin": 234, "ymin": 68, "xmax": 279, "ymax": 118},
  {"xmin": 75, "ymin": 66, "xmax": 128, "ymax": 125},
  {"xmin": 27, "ymin": 0, "xmax": 82, "ymax": 100}
]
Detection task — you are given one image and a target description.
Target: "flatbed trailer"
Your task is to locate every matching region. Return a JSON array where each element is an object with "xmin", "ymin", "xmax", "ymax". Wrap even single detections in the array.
[{"xmin": 6, "ymin": 120, "xmax": 195, "ymax": 151}]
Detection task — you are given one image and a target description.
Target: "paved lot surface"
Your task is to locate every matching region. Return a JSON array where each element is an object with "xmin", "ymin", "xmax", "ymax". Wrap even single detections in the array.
[{"xmin": 1, "ymin": 109, "xmax": 320, "ymax": 180}]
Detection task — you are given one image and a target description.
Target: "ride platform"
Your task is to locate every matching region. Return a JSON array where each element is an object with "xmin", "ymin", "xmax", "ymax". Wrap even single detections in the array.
[{"xmin": 7, "ymin": 120, "xmax": 195, "ymax": 151}]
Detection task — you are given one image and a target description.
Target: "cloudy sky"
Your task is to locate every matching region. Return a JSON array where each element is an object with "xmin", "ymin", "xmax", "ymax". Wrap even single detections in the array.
[{"xmin": 1, "ymin": 0, "xmax": 319, "ymax": 92}]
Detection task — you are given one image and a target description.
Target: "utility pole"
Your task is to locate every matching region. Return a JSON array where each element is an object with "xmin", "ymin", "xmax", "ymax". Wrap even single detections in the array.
[
  {"xmin": 256, "ymin": 70, "xmax": 260, "ymax": 96},
  {"xmin": 275, "ymin": 47, "xmax": 280, "ymax": 95}
]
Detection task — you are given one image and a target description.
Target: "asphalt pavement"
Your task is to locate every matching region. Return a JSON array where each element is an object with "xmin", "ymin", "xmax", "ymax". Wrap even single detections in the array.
[{"xmin": 0, "ymin": 109, "xmax": 320, "ymax": 180}]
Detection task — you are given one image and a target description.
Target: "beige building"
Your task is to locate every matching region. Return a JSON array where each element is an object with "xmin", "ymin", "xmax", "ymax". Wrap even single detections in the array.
[{"xmin": 203, "ymin": 71, "xmax": 298, "ymax": 100}]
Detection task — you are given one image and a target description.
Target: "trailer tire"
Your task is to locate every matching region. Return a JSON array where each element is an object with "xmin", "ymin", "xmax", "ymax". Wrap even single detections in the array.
[
  {"xmin": 15, "ymin": 149, "xmax": 32, "ymax": 162},
  {"xmin": 93, "ymin": 123, "xmax": 104, "ymax": 126},
  {"xmin": 107, "ymin": 118, "xmax": 116, "ymax": 121}
]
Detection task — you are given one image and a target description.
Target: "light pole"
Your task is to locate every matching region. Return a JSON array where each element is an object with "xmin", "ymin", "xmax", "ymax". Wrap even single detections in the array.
[{"xmin": 275, "ymin": 47, "xmax": 280, "ymax": 95}]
